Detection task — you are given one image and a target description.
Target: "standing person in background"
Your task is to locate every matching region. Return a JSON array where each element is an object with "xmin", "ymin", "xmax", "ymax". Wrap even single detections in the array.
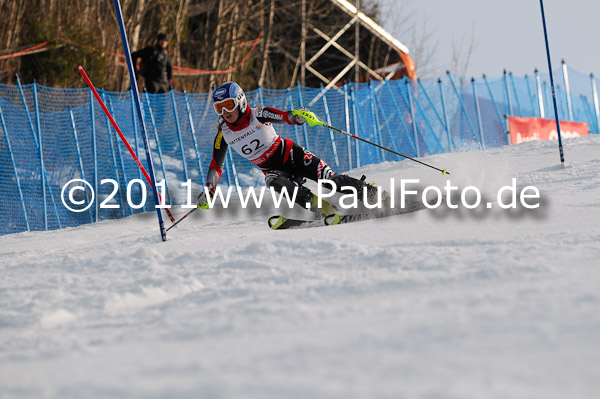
[{"xmin": 131, "ymin": 33, "xmax": 173, "ymax": 93}]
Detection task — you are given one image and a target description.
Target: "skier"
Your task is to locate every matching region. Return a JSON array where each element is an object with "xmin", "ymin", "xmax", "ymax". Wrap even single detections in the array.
[{"xmin": 197, "ymin": 81, "xmax": 379, "ymax": 217}]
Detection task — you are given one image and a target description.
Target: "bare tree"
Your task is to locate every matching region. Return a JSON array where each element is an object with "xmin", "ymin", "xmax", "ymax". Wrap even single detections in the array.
[
  {"xmin": 381, "ymin": 0, "xmax": 439, "ymax": 79},
  {"xmin": 1, "ymin": 0, "xmax": 405, "ymax": 90},
  {"xmin": 450, "ymin": 23, "xmax": 478, "ymax": 78}
]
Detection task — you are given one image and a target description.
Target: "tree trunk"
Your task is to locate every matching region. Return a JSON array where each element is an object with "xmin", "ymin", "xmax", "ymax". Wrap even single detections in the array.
[
  {"xmin": 131, "ymin": 0, "xmax": 146, "ymax": 55},
  {"xmin": 258, "ymin": 0, "xmax": 275, "ymax": 87},
  {"xmin": 209, "ymin": 0, "xmax": 225, "ymax": 89},
  {"xmin": 226, "ymin": 3, "xmax": 240, "ymax": 83}
]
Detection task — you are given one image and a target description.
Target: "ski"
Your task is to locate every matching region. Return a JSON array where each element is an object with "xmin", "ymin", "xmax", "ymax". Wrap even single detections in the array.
[
  {"xmin": 268, "ymin": 180, "xmax": 417, "ymax": 230},
  {"xmin": 324, "ymin": 201, "xmax": 427, "ymax": 226},
  {"xmin": 268, "ymin": 193, "xmax": 339, "ymax": 230},
  {"xmin": 267, "ymin": 215, "xmax": 325, "ymax": 230}
]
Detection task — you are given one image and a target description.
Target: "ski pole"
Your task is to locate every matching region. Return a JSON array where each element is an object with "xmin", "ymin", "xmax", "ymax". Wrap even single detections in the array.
[
  {"xmin": 166, "ymin": 187, "xmax": 214, "ymax": 232},
  {"xmin": 293, "ymin": 110, "xmax": 450, "ymax": 175},
  {"xmin": 166, "ymin": 207, "xmax": 198, "ymax": 232}
]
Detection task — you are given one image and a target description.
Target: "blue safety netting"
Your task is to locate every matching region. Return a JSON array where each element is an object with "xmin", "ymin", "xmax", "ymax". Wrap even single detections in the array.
[{"xmin": 1, "ymin": 65, "xmax": 598, "ymax": 235}]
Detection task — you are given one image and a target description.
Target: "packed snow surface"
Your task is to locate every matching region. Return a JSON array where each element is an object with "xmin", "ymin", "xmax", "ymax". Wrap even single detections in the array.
[{"xmin": 1, "ymin": 136, "xmax": 599, "ymax": 398}]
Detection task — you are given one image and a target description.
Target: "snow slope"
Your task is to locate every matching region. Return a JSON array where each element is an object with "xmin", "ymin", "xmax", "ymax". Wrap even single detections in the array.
[{"xmin": 1, "ymin": 136, "xmax": 600, "ymax": 399}]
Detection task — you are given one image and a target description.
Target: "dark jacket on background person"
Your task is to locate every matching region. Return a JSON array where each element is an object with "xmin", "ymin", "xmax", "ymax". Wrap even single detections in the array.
[{"xmin": 131, "ymin": 45, "xmax": 172, "ymax": 93}]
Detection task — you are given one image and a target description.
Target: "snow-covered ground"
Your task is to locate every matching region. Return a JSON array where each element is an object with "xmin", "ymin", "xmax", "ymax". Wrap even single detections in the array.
[{"xmin": 1, "ymin": 136, "xmax": 599, "ymax": 399}]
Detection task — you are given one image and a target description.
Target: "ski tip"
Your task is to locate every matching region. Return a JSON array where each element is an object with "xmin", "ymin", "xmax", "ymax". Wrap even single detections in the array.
[
  {"xmin": 324, "ymin": 214, "xmax": 344, "ymax": 226},
  {"xmin": 268, "ymin": 216, "xmax": 286, "ymax": 230}
]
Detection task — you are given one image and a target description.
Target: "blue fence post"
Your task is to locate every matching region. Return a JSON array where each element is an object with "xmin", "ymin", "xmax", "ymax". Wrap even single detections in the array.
[
  {"xmin": 320, "ymin": 86, "xmax": 340, "ymax": 169},
  {"xmin": 438, "ymin": 78, "xmax": 454, "ymax": 152},
  {"xmin": 471, "ymin": 78, "xmax": 486, "ymax": 149},
  {"xmin": 89, "ymin": 90, "xmax": 98, "ymax": 222},
  {"xmin": 15, "ymin": 75, "xmax": 38, "ymax": 144},
  {"xmin": 534, "ymin": 69, "xmax": 546, "ymax": 118},
  {"xmin": 35, "ymin": 83, "xmax": 62, "ymax": 229},
  {"xmin": 555, "ymin": 85, "xmax": 566, "ymax": 119},
  {"xmin": 591, "ymin": 74, "xmax": 600, "ymax": 133},
  {"xmin": 372, "ymin": 87, "xmax": 402, "ymax": 155},
  {"xmin": 104, "ymin": 95, "xmax": 129, "ymax": 215},
  {"xmin": 482, "ymin": 74, "xmax": 505, "ymax": 129},
  {"xmin": 447, "ymin": 72, "xmax": 479, "ymax": 145},
  {"xmin": 227, "ymin": 150, "xmax": 240, "ymax": 190},
  {"xmin": 404, "ymin": 81, "xmax": 443, "ymax": 154},
  {"xmin": 16, "ymin": 78, "xmax": 46, "ymax": 229},
  {"xmin": 183, "ymin": 90, "xmax": 206, "ymax": 186},
  {"xmin": 143, "ymin": 91, "xmax": 172, "ymax": 205},
  {"xmin": 386, "ymin": 80, "xmax": 419, "ymax": 154},
  {"xmin": 561, "ymin": 60, "xmax": 574, "ymax": 120},
  {"xmin": 0, "ymin": 101, "xmax": 30, "ymax": 231},
  {"xmin": 369, "ymin": 82, "xmax": 385, "ymax": 161},
  {"xmin": 287, "ymin": 88, "xmax": 301, "ymax": 143},
  {"xmin": 102, "ymin": 92, "xmax": 127, "ymax": 214},
  {"xmin": 257, "ymin": 86, "xmax": 264, "ymax": 105},
  {"xmin": 418, "ymin": 79, "xmax": 450, "ymax": 147},
  {"xmin": 405, "ymin": 79, "xmax": 421, "ymax": 157},
  {"xmin": 129, "ymin": 91, "xmax": 143, "ymax": 183},
  {"xmin": 227, "ymin": 87, "xmax": 241, "ymax": 189},
  {"xmin": 343, "ymin": 84, "xmax": 352, "ymax": 170},
  {"xmin": 350, "ymin": 85, "xmax": 361, "ymax": 168},
  {"xmin": 32, "ymin": 83, "xmax": 48, "ymax": 230},
  {"xmin": 508, "ymin": 72, "xmax": 523, "ymax": 117},
  {"xmin": 543, "ymin": 81, "xmax": 552, "ymax": 118},
  {"xmin": 503, "ymin": 70, "xmax": 514, "ymax": 116},
  {"xmin": 69, "ymin": 109, "xmax": 93, "ymax": 224},
  {"xmin": 107, "ymin": 94, "xmax": 130, "ymax": 214},
  {"xmin": 525, "ymin": 74, "xmax": 537, "ymax": 115},
  {"xmin": 171, "ymin": 90, "xmax": 189, "ymax": 183},
  {"xmin": 579, "ymin": 95, "xmax": 595, "ymax": 130},
  {"xmin": 223, "ymin": 155, "xmax": 233, "ymax": 187},
  {"xmin": 296, "ymin": 85, "xmax": 310, "ymax": 149}
]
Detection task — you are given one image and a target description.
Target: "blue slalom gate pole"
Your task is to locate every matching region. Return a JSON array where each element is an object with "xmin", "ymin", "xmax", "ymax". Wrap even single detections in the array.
[
  {"xmin": 539, "ymin": 0, "xmax": 566, "ymax": 168},
  {"xmin": 112, "ymin": 0, "xmax": 166, "ymax": 241}
]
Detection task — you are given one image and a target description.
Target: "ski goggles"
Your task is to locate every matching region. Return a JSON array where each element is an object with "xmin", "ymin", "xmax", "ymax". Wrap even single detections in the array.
[{"xmin": 213, "ymin": 98, "xmax": 237, "ymax": 115}]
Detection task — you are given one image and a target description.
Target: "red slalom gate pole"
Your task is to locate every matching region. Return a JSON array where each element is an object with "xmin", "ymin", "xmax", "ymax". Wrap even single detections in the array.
[{"xmin": 78, "ymin": 65, "xmax": 176, "ymax": 224}]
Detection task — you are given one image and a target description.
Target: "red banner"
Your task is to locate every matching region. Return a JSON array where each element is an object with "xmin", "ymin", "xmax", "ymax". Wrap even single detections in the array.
[{"xmin": 508, "ymin": 116, "xmax": 589, "ymax": 144}]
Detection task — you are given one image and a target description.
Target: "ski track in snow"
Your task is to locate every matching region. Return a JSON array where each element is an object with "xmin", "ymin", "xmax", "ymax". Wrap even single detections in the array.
[{"xmin": 1, "ymin": 136, "xmax": 600, "ymax": 398}]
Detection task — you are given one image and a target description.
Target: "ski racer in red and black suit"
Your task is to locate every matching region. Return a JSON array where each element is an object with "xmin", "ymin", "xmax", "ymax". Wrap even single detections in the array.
[{"xmin": 198, "ymin": 81, "xmax": 377, "ymax": 215}]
